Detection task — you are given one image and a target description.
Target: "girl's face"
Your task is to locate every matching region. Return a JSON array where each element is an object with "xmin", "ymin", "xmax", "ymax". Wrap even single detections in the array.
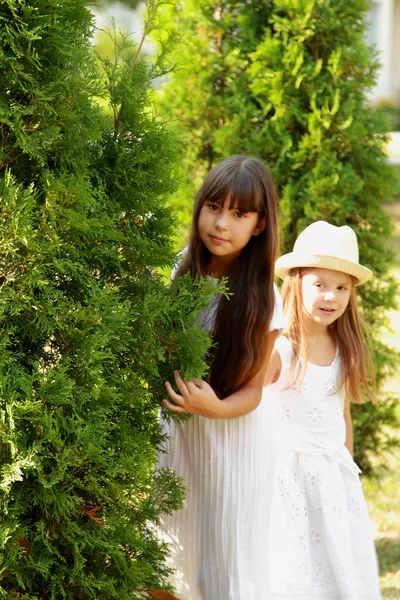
[
  {"xmin": 301, "ymin": 268, "xmax": 352, "ymax": 331},
  {"xmin": 198, "ymin": 194, "xmax": 265, "ymax": 268}
]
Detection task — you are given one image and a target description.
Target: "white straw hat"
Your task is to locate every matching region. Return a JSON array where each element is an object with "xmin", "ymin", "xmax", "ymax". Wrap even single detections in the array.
[{"xmin": 275, "ymin": 221, "xmax": 373, "ymax": 286}]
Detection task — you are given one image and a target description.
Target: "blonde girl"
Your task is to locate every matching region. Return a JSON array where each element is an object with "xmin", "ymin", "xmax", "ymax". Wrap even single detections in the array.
[
  {"xmin": 265, "ymin": 221, "xmax": 381, "ymax": 600},
  {"xmin": 154, "ymin": 155, "xmax": 284, "ymax": 600}
]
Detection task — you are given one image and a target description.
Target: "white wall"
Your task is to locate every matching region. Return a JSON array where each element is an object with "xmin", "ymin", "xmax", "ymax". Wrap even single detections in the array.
[
  {"xmin": 393, "ymin": 0, "xmax": 400, "ymax": 102},
  {"xmin": 367, "ymin": 0, "xmax": 396, "ymax": 104},
  {"xmin": 89, "ymin": 2, "xmax": 142, "ymax": 44}
]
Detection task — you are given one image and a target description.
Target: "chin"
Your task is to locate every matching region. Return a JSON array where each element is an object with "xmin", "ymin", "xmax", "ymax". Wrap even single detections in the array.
[
  {"xmin": 310, "ymin": 316, "xmax": 331, "ymax": 327},
  {"xmin": 209, "ymin": 246, "xmax": 230, "ymax": 255}
]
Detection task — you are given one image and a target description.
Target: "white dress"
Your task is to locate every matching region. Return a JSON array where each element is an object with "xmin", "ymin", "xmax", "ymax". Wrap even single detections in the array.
[
  {"xmin": 267, "ymin": 336, "xmax": 381, "ymax": 600},
  {"xmin": 157, "ymin": 284, "xmax": 284, "ymax": 600}
]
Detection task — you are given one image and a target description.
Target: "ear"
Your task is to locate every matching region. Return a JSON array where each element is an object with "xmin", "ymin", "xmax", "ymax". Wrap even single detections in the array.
[{"xmin": 253, "ymin": 216, "xmax": 266, "ymax": 236}]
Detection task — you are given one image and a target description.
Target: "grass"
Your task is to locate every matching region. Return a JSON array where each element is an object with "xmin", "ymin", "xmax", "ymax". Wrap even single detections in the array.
[
  {"xmin": 378, "ymin": 536, "xmax": 400, "ymax": 599},
  {"xmin": 364, "ymin": 444, "xmax": 400, "ymax": 599},
  {"xmin": 363, "ymin": 198, "xmax": 400, "ymax": 599}
]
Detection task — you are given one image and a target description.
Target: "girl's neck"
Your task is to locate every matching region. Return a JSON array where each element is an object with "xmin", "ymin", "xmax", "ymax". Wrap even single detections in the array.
[
  {"xmin": 302, "ymin": 312, "xmax": 331, "ymax": 339},
  {"xmin": 297, "ymin": 314, "xmax": 335, "ymax": 350},
  {"xmin": 304, "ymin": 327, "xmax": 331, "ymax": 345},
  {"xmin": 206, "ymin": 253, "xmax": 238, "ymax": 279},
  {"xmin": 301, "ymin": 328, "xmax": 337, "ymax": 367},
  {"xmin": 303, "ymin": 324, "xmax": 335, "ymax": 346}
]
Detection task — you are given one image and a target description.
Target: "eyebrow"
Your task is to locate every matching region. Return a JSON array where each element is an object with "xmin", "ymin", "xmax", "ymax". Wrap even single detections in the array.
[
  {"xmin": 314, "ymin": 276, "xmax": 350, "ymax": 286},
  {"xmin": 206, "ymin": 200, "xmax": 249, "ymax": 212}
]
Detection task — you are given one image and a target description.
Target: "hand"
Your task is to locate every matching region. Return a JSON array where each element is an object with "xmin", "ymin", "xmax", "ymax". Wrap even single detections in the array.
[{"xmin": 163, "ymin": 371, "xmax": 222, "ymax": 419}]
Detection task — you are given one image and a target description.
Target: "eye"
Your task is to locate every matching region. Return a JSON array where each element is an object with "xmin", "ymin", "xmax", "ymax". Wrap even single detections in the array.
[
  {"xmin": 338, "ymin": 286, "xmax": 349, "ymax": 292},
  {"xmin": 314, "ymin": 282, "xmax": 323, "ymax": 288},
  {"xmin": 207, "ymin": 202, "xmax": 219, "ymax": 211},
  {"xmin": 234, "ymin": 211, "xmax": 245, "ymax": 218}
]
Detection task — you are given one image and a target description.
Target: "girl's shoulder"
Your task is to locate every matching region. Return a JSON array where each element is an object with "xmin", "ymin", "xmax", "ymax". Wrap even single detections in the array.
[{"xmin": 274, "ymin": 335, "xmax": 293, "ymax": 361}]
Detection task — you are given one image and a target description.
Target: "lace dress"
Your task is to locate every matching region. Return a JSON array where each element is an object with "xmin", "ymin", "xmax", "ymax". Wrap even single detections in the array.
[
  {"xmin": 157, "ymin": 284, "xmax": 284, "ymax": 600},
  {"xmin": 267, "ymin": 336, "xmax": 381, "ymax": 600}
]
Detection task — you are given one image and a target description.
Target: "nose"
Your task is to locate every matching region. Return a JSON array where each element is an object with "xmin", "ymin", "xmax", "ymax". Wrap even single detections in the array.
[
  {"xmin": 324, "ymin": 290, "xmax": 336, "ymax": 302},
  {"xmin": 215, "ymin": 211, "xmax": 228, "ymax": 230}
]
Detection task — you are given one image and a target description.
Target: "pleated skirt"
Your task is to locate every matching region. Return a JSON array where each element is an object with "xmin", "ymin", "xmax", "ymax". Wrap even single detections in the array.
[{"xmin": 157, "ymin": 394, "xmax": 275, "ymax": 600}]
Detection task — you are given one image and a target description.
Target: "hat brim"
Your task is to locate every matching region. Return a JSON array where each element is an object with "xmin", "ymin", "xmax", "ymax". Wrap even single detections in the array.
[{"xmin": 275, "ymin": 253, "xmax": 373, "ymax": 286}]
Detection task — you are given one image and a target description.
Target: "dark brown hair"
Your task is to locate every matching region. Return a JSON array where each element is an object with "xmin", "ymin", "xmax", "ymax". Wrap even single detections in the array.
[
  {"xmin": 281, "ymin": 269, "xmax": 376, "ymax": 403},
  {"xmin": 177, "ymin": 155, "xmax": 279, "ymax": 398}
]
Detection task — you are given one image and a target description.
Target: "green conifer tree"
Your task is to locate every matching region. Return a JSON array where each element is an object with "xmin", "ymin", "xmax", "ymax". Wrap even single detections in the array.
[
  {"xmin": 0, "ymin": 1, "xmax": 214, "ymax": 597},
  {"xmin": 160, "ymin": 0, "xmax": 399, "ymax": 474}
]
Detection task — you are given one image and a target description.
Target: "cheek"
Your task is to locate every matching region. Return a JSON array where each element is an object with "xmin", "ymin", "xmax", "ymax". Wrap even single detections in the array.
[
  {"xmin": 302, "ymin": 288, "xmax": 322, "ymax": 314},
  {"xmin": 242, "ymin": 222, "xmax": 257, "ymax": 239},
  {"xmin": 242, "ymin": 218, "xmax": 261, "ymax": 240},
  {"xmin": 301, "ymin": 285, "xmax": 314, "ymax": 308},
  {"xmin": 198, "ymin": 209, "xmax": 209, "ymax": 232},
  {"xmin": 302, "ymin": 296, "xmax": 314, "ymax": 312},
  {"xmin": 341, "ymin": 294, "xmax": 351, "ymax": 311}
]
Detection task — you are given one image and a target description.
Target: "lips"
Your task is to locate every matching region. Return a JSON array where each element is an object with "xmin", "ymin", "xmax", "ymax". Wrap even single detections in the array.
[
  {"xmin": 320, "ymin": 308, "xmax": 335, "ymax": 315},
  {"xmin": 209, "ymin": 235, "xmax": 228, "ymax": 243}
]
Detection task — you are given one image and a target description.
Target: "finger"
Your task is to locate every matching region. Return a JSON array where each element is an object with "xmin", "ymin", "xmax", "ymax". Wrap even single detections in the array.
[
  {"xmin": 186, "ymin": 380, "xmax": 199, "ymax": 394},
  {"xmin": 174, "ymin": 370, "xmax": 189, "ymax": 398},
  {"xmin": 193, "ymin": 378, "xmax": 204, "ymax": 388},
  {"xmin": 165, "ymin": 381, "xmax": 185, "ymax": 405},
  {"xmin": 163, "ymin": 399, "xmax": 186, "ymax": 413}
]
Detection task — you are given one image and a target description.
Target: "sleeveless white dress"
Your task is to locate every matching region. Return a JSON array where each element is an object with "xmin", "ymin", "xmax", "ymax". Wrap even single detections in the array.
[
  {"xmin": 267, "ymin": 336, "xmax": 381, "ymax": 600},
  {"xmin": 157, "ymin": 284, "xmax": 284, "ymax": 600}
]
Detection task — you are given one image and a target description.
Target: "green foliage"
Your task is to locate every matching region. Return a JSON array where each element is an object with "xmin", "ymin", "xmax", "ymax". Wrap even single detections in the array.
[
  {"xmin": 375, "ymin": 100, "xmax": 400, "ymax": 132},
  {"xmin": 0, "ymin": 0, "xmax": 216, "ymax": 597},
  {"xmin": 160, "ymin": 0, "xmax": 400, "ymax": 474}
]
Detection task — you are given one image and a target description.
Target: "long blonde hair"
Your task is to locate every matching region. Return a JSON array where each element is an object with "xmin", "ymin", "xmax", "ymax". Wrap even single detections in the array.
[{"xmin": 281, "ymin": 268, "xmax": 375, "ymax": 403}]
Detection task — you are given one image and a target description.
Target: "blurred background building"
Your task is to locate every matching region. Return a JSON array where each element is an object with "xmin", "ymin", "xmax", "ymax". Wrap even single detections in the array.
[{"xmin": 367, "ymin": 0, "xmax": 400, "ymax": 105}]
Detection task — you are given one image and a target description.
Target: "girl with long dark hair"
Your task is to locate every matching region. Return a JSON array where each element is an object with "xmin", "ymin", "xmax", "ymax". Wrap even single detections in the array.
[{"xmin": 155, "ymin": 155, "xmax": 283, "ymax": 600}]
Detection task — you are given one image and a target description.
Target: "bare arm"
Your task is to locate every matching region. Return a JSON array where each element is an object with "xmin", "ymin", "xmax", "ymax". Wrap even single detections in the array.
[
  {"xmin": 344, "ymin": 395, "xmax": 354, "ymax": 456},
  {"xmin": 164, "ymin": 330, "xmax": 279, "ymax": 419}
]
